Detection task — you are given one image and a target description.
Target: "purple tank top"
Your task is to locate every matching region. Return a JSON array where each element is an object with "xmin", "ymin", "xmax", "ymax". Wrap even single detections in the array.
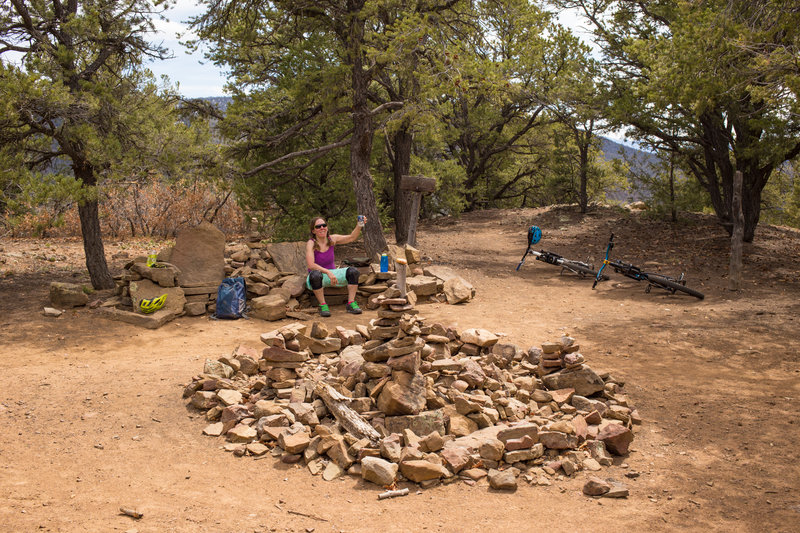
[{"xmin": 311, "ymin": 243, "xmax": 335, "ymax": 270}]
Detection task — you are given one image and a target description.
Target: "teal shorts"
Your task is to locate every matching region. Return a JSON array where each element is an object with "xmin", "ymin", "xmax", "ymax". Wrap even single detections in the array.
[{"xmin": 305, "ymin": 267, "xmax": 350, "ymax": 290}]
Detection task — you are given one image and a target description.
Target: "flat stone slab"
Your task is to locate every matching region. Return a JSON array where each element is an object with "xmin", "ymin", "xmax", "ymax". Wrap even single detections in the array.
[
  {"xmin": 130, "ymin": 262, "xmax": 179, "ymax": 287},
  {"xmin": 444, "ymin": 424, "xmax": 505, "ymax": 453},
  {"xmin": 422, "ymin": 265, "xmax": 460, "ymax": 281},
  {"xmin": 405, "ymin": 276, "xmax": 439, "ymax": 296},
  {"xmin": 182, "ymin": 285, "xmax": 220, "ymax": 296},
  {"xmin": 96, "ymin": 307, "xmax": 177, "ymax": 329},
  {"xmin": 265, "ymin": 242, "xmax": 307, "ymax": 274},
  {"xmin": 129, "ymin": 280, "xmax": 186, "ymax": 315},
  {"xmin": 384, "ymin": 409, "xmax": 448, "ymax": 437},
  {"xmin": 170, "ymin": 221, "xmax": 226, "ymax": 287}
]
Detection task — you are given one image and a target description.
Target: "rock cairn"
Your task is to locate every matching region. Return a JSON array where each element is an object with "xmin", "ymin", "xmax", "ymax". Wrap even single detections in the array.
[
  {"xmin": 183, "ymin": 297, "xmax": 639, "ymax": 493},
  {"xmin": 104, "ymin": 228, "xmax": 476, "ymax": 326}
]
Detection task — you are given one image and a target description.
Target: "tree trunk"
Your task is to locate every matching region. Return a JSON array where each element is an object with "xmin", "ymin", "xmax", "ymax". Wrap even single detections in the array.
[
  {"xmin": 728, "ymin": 170, "xmax": 744, "ymax": 290},
  {"xmin": 572, "ymin": 124, "xmax": 592, "ymax": 214},
  {"xmin": 694, "ymin": 155, "xmax": 768, "ymax": 243},
  {"xmin": 668, "ymin": 154, "xmax": 677, "ymax": 223},
  {"xmin": 578, "ymin": 143, "xmax": 588, "ymax": 214},
  {"xmin": 741, "ymin": 178, "xmax": 762, "ymax": 242},
  {"xmin": 392, "ymin": 126, "xmax": 414, "ymax": 244},
  {"xmin": 691, "ymin": 109, "xmax": 776, "ymax": 243},
  {"xmin": 348, "ymin": 12, "xmax": 387, "ymax": 258},
  {"xmin": 74, "ymin": 164, "xmax": 114, "ymax": 289}
]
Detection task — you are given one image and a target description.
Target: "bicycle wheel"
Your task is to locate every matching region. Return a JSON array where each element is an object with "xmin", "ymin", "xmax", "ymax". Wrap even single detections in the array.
[
  {"xmin": 647, "ymin": 274, "xmax": 705, "ymax": 300},
  {"xmin": 561, "ymin": 260, "xmax": 607, "ymax": 280}
]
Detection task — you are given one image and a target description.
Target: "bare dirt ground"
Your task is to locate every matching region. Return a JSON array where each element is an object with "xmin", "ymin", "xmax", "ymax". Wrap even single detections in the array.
[{"xmin": 1, "ymin": 205, "xmax": 799, "ymax": 533}]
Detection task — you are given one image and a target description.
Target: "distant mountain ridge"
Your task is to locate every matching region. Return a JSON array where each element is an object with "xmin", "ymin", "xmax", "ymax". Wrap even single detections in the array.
[
  {"xmin": 600, "ymin": 137, "xmax": 656, "ymax": 164},
  {"xmin": 599, "ymin": 137, "xmax": 660, "ymax": 203},
  {"xmin": 200, "ymin": 96, "xmax": 232, "ymax": 112}
]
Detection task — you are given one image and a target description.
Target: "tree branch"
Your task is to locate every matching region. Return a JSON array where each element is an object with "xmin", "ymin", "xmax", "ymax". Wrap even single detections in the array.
[
  {"xmin": 243, "ymin": 130, "xmax": 354, "ymax": 176},
  {"xmin": 369, "ymin": 101, "xmax": 404, "ymax": 116}
]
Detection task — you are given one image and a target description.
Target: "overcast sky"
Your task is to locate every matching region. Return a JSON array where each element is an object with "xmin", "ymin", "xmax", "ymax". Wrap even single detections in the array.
[
  {"xmin": 148, "ymin": 2, "xmax": 634, "ymax": 144},
  {"xmin": 148, "ymin": 0, "xmax": 228, "ymax": 97},
  {"xmin": 148, "ymin": 2, "xmax": 631, "ymax": 143},
  {"xmin": 149, "ymin": 2, "xmax": 594, "ymax": 99}
]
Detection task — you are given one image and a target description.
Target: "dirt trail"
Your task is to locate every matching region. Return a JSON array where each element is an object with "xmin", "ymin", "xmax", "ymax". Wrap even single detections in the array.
[{"xmin": 1, "ymin": 206, "xmax": 799, "ymax": 532}]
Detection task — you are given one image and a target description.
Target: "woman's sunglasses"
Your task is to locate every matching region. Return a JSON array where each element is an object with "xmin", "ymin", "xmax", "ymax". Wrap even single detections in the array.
[{"xmin": 315, "ymin": 223, "xmax": 327, "ymax": 229}]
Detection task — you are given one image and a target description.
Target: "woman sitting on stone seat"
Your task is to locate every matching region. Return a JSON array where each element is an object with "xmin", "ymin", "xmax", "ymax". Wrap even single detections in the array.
[{"xmin": 305, "ymin": 215, "xmax": 365, "ymax": 317}]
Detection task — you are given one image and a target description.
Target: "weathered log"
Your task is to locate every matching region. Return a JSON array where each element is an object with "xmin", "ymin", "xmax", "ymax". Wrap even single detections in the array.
[
  {"xmin": 399, "ymin": 175, "xmax": 436, "ymax": 193},
  {"xmin": 378, "ymin": 488, "xmax": 410, "ymax": 500},
  {"xmin": 314, "ymin": 382, "xmax": 381, "ymax": 444},
  {"xmin": 119, "ymin": 507, "xmax": 143, "ymax": 519}
]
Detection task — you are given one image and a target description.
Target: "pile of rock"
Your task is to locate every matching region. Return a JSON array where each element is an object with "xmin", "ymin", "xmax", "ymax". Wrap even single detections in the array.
[
  {"xmin": 228, "ymin": 239, "xmax": 476, "ymax": 311},
  {"xmin": 97, "ymin": 221, "xmax": 475, "ymax": 327},
  {"xmin": 184, "ymin": 299, "xmax": 638, "ymax": 493},
  {"xmin": 95, "ymin": 222, "xmax": 227, "ymax": 327}
]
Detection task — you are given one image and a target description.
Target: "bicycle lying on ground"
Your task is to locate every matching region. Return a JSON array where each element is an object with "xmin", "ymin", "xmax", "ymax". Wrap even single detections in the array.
[
  {"xmin": 592, "ymin": 234, "xmax": 705, "ymax": 299},
  {"xmin": 516, "ymin": 226, "xmax": 607, "ymax": 279}
]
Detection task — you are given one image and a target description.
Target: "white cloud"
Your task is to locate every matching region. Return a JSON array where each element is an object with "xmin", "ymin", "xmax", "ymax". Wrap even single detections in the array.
[
  {"xmin": 147, "ymin": 0, "xmax": 225, "ymax": 97},
  {"xmin": 166, "ymin": 0, "xmax": 205, "ymax": 20},
  {"xmin": 555, "ymin": 8, "xmax": 600, "ymax": 54}
]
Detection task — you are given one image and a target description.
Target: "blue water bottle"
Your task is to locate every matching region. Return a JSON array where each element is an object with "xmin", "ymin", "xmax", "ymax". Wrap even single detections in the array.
[{"xmin": 380, "ymin": 253, "xmax": 388, "ymax": 273}]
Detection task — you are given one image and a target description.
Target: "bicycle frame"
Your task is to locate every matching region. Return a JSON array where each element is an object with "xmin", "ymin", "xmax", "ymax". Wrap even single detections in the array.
[
  {"xmin": 593, "ymin": 234, "xmax": 656, "ymax": 286},
  {"xmin": 592, "ymin": 234, "xmax": 615, "ymax": 289},
  {"xmin": 592, "ymin": 233, "xmax": 704, "ymax": 299},
  {"xmin": 515, "ymin": 225, "xmax": 603, "ymax": 279},
  {"xmin": 516, "ymin": 246, "xmax": 564, "ymax": 271}
]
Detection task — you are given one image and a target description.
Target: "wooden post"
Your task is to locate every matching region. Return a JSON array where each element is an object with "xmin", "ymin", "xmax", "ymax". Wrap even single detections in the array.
[
  {"xmin": 728, "ymin": 170, "xmax": 744, "ymax": 291},
  {"xmin": 407, "ymin": 193, "xmax": 422, "ymax": 247},
  {"xmin": 396, "ymin": 259, "xmax": 407, "ymax": 298},
  {"xmin": 399, "ymin": 175, "xmax": 436, "ymax": 247},
  {"xmin": 397, "ymin": 175, "xmax": 435, "ymax": 297}
]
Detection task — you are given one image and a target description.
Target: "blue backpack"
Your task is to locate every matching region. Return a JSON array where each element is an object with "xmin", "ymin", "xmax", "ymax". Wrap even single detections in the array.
[{"xmin": 213, "ymin": 277, "xmax": 247, "ymax": 319}]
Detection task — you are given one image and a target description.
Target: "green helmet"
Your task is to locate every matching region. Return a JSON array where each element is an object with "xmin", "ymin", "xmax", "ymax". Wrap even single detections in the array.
[{"xmin": 139, "ymin": 294, "xmax": 167, "ymax": 314}]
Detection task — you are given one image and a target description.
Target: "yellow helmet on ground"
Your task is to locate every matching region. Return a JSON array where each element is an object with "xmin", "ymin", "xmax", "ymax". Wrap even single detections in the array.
[{"xmin": 139, "ymin": 294, "xmax": 167, "ymax": 314}]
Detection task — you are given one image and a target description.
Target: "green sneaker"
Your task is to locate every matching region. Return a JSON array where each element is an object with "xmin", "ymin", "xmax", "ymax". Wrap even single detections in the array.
[
  {"xmin": 319, "ymin": 304, "xmax": 331, "ymax": 317},
  {"xmin": 346, "ymin": 301, "xmax": 362, "ymax": 314}
]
